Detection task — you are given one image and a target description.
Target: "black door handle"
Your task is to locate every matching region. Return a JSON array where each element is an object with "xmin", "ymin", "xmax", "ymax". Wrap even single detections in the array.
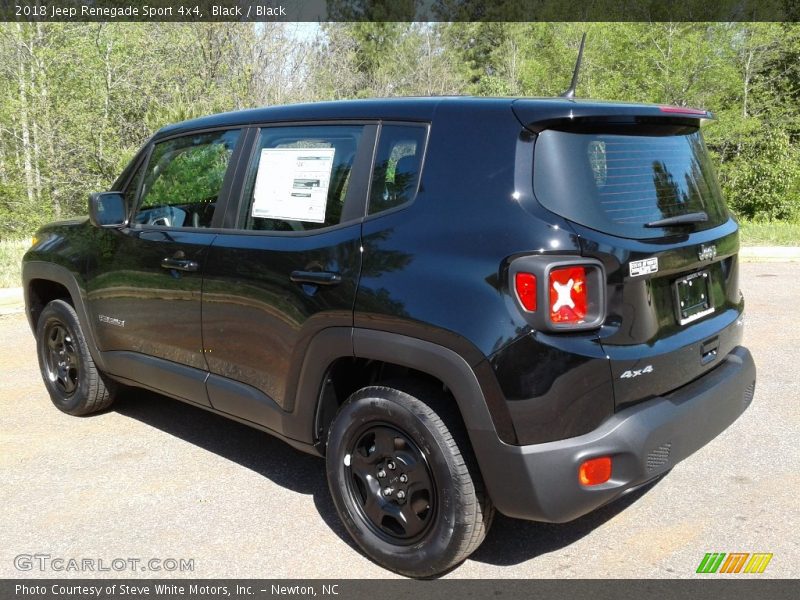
[
  {"xmin": 290, "ymin": 270, "xmax": 342, "ymax": 286},
  {"xmin": 161, "ymin": 257, "xmax": 199, "ymax": 272}
]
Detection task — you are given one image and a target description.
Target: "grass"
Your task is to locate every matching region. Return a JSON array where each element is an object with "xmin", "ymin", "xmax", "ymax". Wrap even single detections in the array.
[
  {"xmin": 0, "ymin": 239, "xmax": 29, "ymax": 288},
  {"xmin": 738, "ymin": 220, "xmax": 800, "ymax": 246}
]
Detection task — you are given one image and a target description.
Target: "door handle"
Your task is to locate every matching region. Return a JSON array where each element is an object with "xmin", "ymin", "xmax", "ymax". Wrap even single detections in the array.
[
  {"xmin": 161, "ymin": 257, "xmax": 199, "ymax": 272},
  {"xmin": 290, "ymin": 270, "xmax": 342, "ymax": 286}
]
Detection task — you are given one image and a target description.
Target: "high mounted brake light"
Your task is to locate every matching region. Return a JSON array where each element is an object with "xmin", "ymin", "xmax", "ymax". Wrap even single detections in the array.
[{"xmin": 658, "ymin": 105, "xmax": 708, "ymax": 116}]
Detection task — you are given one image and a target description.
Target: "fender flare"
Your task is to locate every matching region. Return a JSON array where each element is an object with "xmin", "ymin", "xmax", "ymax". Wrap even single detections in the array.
[
  {"xmin": 286, "ymin": 325, "xmax": 516, "ymax": 448},
  {"xmin": 288, "ymin": 327, "xmax": 519, "ymax": 512},
  {"xmin": 22, "ymin": 260, "xmax": 108, "ymax": 372},
  {"xmin": 351, "ymin": 328, "xmax": 512, "ymax": 441}
]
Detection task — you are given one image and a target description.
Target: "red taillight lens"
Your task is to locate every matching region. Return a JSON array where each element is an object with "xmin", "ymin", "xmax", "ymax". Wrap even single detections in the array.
[
  {"xmin": 515, "ymin": 272, "xmax": 537, "ymax": 312},
  {"xmin": 549, "ymin": 266, "xmax": 587, "ymax": 324},
  {"xmin": 579, "ymin": 456, "xmax": 612, "ymax": 486}
]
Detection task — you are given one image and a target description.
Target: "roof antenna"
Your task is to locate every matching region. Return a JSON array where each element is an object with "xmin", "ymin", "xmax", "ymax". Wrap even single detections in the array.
[{"xmin": 560, "ymin": 32, "xmax": 587, "ymax": 99}]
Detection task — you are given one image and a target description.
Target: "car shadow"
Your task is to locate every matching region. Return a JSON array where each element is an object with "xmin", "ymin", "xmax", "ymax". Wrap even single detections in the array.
[
  {"xmin": 112, "ymin": 388, "xmax": 355, "ymax": 547},
  {"xmin": 469, "ymin": 479, "xmax": 662, "ymax": 568},
  {"xmin": 112, "ymin": 388, "xmax": 664, "ymax": 572}
]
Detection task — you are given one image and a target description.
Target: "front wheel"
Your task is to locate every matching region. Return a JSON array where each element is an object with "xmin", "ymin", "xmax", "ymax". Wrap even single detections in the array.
[
  {"xmin": 326, "ymin": 384, "xmax": 493, "ymax": 577},
  {"xmin": 36, "ymin": 299, "xmax": 116, "ymax": 416}
]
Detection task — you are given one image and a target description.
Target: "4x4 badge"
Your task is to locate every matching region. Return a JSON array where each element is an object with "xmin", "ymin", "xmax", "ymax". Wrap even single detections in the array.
[
  {"xmin": 620, "ymin": 365, "xmax": 654, "ymax": 379},
  {"xmin": 698, "ymin": 244, "xmax": 717, "ymax": 261}
]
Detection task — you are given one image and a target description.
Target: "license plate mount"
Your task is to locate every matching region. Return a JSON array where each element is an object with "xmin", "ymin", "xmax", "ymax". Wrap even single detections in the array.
[{"xmin": 674, "ymin": 270, "xmax": 714, "ymax": 325}]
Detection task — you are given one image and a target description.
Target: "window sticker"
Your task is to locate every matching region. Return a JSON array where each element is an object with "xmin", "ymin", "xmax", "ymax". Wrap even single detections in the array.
[
  {"xmin": 588, "ymin": 140, "xmax": 607, "ymax": 187},
  {"xmin": 251, "ymin": 147, "xmax": 336, "ymax": 223}
]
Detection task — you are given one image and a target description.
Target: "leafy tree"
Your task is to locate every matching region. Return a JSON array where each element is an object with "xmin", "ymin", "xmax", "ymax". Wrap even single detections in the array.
[
  {"xmin": 718, "ymin": 129, "xmax": 800, "ymax": 221},
  {"xmin": 2, "ymin": 21, "xmax": 800, "ymax": 240}
]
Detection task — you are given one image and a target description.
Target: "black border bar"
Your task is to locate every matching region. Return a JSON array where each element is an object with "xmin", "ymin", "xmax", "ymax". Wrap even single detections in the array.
[
  {"xmin": 1, "ymin": 0, "xmax": 799, "ymax": 22},
  {"xmin": 3, "ymin": 579, "xmax": 800, "ymax": 600}
]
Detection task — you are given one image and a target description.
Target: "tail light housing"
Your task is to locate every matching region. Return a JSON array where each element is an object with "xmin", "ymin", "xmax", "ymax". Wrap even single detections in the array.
[{"xmin": 510, "ymin": 256, "xmax": 606, "ymax": 332}]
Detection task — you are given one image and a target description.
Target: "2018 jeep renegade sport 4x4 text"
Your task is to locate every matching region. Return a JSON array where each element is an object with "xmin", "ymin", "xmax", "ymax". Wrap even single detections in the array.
[{"xmin": 23, "ymin": 97, "xmax": 756, "ymax": 577}]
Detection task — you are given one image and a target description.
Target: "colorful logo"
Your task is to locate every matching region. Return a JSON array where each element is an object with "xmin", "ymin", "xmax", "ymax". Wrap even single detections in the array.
[{"xmin": 696, "ymin": 552, "xmax": 773, "ymax": 574}]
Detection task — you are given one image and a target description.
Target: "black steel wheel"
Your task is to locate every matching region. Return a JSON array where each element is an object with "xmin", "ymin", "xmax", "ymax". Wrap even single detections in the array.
[
  {"xmin": 35, "ymin": 299, "xmax": 116, "ymax": 415},
  {"xmin": 326, "ymin": 384, "xmax": 494, "ymax": 577},
  {"xmin": 345, "ymin": 423, "xmax": 436, "ymax": 544},
  {"xmin": 42, "ymin": 321, "xmax": 80, "ymax": 397}
]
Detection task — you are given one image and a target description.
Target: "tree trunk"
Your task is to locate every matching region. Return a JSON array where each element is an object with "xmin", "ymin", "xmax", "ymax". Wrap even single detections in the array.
[
  {"xmin": 30, "ymin": 59, "xmax": 42, "ymax": 204},
  {"xmin": 743, "ymin": 48, "xmax": 753, "ymax": 120},
  {"xmin": 0, "ymin": 139, "xmax": 7, "ymax": 184},
  {"xmin": 36, "ymin": 22, "xmax": 60, "ymax": 218},
  {"xmin": 102, "ymin": 37, "xmax": 113, "ymax": 175},
  {"xmin": 15, "ymin": 23, "xmax": 35, "ymax": 207}
]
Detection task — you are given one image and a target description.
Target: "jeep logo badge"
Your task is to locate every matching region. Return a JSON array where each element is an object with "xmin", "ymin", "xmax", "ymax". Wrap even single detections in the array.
[{"xmin": 698, "ymin": 244, "xmax": 717, "ymax": 261}]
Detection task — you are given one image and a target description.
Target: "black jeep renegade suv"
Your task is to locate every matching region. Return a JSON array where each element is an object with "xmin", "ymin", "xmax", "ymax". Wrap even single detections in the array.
[{"xmin": 23, "ymin": 97, "xmax": 756, "ymax": 577}]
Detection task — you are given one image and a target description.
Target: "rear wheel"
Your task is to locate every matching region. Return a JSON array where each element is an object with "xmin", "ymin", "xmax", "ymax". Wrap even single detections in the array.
[
  {"xmin": 36, "ymin": 299, "xmax": 116, "ymax": 415},
  {"xmin": 326, "ymin": 384, "xmax": 493, "ymax": 577}
]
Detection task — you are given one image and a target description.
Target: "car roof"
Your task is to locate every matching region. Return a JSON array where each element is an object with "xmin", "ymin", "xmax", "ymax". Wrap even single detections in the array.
[{"xmin": 154, "ymin": 96, "xmax": 706, "ymax": 139}]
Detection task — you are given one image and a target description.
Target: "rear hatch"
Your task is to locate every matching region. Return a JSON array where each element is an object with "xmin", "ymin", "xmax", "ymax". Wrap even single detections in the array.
[{"xmin": 514, "ymin": 100, "xmax": 745, "ymax": 409}]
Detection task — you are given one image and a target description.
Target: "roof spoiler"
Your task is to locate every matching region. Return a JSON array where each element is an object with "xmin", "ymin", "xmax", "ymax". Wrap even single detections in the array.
[{"xmin": 512, "ymin": 100, "xmax": 714, "ymax": 134}]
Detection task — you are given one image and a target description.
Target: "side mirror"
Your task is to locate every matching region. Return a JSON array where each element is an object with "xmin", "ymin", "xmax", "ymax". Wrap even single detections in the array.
[{"xmin": 89, "ymin": 192, "xmax": 128, "ymax": 228}]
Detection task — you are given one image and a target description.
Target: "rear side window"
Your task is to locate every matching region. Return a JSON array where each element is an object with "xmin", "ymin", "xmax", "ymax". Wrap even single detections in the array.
[
  {"xmin": 240, "ymin": 125, "xmax": 364, "ymax": 232},
  {"xmin": 533, "ymin": 129, "xmax": 728, "ymax": 239},
  {"xmin": 369, "ymin": 124, "xmax": 427, "ymax": 215},
  {"xmin": 134, "ymin": 129, "xmax": 241, "ymax": 228}
]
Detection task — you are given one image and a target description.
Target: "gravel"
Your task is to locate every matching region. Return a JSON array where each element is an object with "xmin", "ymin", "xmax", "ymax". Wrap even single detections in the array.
[{"xmin": 1, "ymin": 261, "xmax": 797, "ymax": 579}]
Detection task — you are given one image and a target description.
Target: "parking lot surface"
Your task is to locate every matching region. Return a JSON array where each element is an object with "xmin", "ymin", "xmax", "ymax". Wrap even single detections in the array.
[{"xmin": 1, "ymin": 262, "xmax": 797, "ymax": 578}]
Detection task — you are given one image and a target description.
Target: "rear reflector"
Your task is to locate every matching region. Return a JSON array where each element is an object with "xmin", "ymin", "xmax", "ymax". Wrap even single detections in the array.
[
  {"xmin": 549, "ymin": 266, "xmax": 587, "ymax": 324},
  {"xmin": 515, "ymin": 272, "xmax": 537, "ymax": 312},
  {"xmin": 579, "ymin": 457, "xmax": 612, "ymax": 486}
]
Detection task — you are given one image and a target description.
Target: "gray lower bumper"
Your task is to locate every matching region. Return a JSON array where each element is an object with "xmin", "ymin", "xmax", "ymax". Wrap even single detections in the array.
[{"xmin": 474, "ymin": 346, "xmax": 756, "ymax": 522}]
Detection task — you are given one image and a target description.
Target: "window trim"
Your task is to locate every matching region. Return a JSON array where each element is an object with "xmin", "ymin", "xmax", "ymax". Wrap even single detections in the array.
[
  {"xmin": 223, "ymin": 120, "xmax": 379, "ymax": 237},
  {"xmin": 123, "ymin": 144, "xmax": 154, "ymax": 224},
  {"xmin": 112, "ymin": 133, "xmax": 155, "ymax": 194},
  {"xmin": 124, "ymin": 126, "xmax": 247, "ymax": 232},
  {"xmin": 363, "ymin": 121, "xmax": 431, "ymax": 220}
]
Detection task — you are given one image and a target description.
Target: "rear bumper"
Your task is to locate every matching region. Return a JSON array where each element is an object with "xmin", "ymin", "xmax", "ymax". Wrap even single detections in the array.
[{"xmin": 473, "ymin": 346, "xmax": 755, "ymax": 522}]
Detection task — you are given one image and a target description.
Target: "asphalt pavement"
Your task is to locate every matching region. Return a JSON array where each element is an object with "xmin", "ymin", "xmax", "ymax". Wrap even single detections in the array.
[{"xmin": 1, "ymin": 261, "xmax": 798, "ymax": 579}]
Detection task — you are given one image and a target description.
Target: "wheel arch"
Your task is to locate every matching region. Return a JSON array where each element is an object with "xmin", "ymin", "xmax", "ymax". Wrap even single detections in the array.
[
  {"xmin": 23, "ymin": 261, "xmax": 107, "ymax": 371},
  {"xmin": 285, "ymin": 327, "xmax": 517, "ymax": 454}
]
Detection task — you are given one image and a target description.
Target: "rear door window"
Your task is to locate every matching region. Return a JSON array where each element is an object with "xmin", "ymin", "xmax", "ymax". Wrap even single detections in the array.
[
  {"xmin": 239, "ymin": 125, "xmax": 365, "ymax": 232},
  {"xmin": 533, "ymin": 129, "xmax": 728, "ymax": 239}
]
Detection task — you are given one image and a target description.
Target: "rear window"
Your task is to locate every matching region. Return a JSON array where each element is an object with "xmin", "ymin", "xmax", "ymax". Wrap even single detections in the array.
[{"xmin": 532, "ymin": 129, "xmax": 728, "ymax": 239}]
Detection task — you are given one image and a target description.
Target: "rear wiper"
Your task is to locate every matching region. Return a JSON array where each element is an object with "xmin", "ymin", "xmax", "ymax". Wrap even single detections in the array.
[{"xmin": 645, "ymin": 211, "xmax": 708, "ymax": 228}]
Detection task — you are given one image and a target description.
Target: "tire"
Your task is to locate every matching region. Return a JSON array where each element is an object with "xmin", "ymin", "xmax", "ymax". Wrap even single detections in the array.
[
  {"xmin": 35, "ymin": 299, "xmax": 116, "ymax": 416},
  {"xmin": 326, "ymin": 384, "xmax": 494, "ymax": 577}
]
